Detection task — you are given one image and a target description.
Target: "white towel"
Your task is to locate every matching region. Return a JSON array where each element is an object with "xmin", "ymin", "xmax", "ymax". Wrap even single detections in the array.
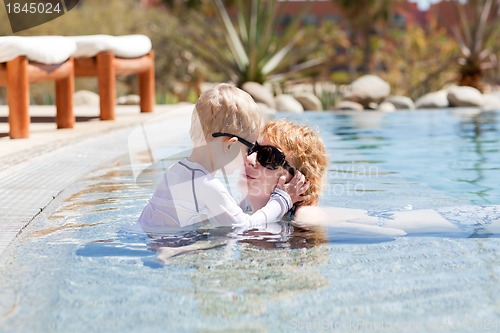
[
  {"xmin": 0, "ymin": 36, "xmax": 76, "ymax": 64},
  {"xmin": 68, "ymin": 34, "xmax": 152, "ymax": 58}
]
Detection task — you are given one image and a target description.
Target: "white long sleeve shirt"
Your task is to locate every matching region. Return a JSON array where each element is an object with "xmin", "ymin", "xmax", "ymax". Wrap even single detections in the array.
[{"xmin": 138, "ymin": 158, "xmax": 291, "ymax": 233}]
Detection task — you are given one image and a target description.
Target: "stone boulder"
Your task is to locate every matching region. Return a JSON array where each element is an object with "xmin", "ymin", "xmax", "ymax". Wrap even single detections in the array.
[
  {"xmin": 481, "ymin": 93, "xmax": 500, "ymax": 111},
  {"xmin": 74, "ymin": 90, "xmax": 99, "ymax": 106},
  {"xmin": 275, "ymin": 94, "xmax": 304, "ymax": 114},
  {"xmin": 447, "ymin": 86, "xmax": 484, "ymax": 107},
  {"xmin": 344, "ymin": 75, "xmax": 391, "ymax": 108},
  {"xmin": 257, "ymin": 102, "xmax": 277, "ymax": 119},
  {"xmin": 415, "ymin": 90, "xmax": 449, "ymax": 109},
  {"xmin": 293, "ymin": 92, "xmax": 323, "ymax": 111},
  {"xmin": 117, "ymin": 94, "xmax": 140, "ymax": 105},
  {"xmin": 377, "ymin": 102, "xmax": 396, "ymax": 112},
  {"xmin": 384, "ymin": 95, "xmax": 415, "ymax": 110},
  {"xmin": 333, "ymin": 100, "xmax": 364, "ymax": 111},
  {"xmin": 241, "ymin": 81, "xmax": 276, "ymax": 109}
]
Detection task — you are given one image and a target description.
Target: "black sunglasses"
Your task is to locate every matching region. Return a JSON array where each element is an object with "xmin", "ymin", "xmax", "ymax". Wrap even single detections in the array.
[{"xmin": 212, "ymin": 132, "xmax": 295, "ymax": 177}]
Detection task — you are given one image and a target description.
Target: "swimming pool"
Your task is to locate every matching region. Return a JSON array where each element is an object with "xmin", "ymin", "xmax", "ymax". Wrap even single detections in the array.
[
  {"xmin": 307, "ymin": 109, "xmax": 500, "ymax": 208},
  {"xmin": 1, "ymin": 109, "xmax": 499, "ymax": 332}
]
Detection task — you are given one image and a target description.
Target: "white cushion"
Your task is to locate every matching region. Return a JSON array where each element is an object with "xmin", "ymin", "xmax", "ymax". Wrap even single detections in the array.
[
  {"xmin": 0, "ymin": 36, "xmax": 76, "ymax": 64},
  {"xmin": 68, "ymin": 34, "xmax": 152, "ymax": 58}
]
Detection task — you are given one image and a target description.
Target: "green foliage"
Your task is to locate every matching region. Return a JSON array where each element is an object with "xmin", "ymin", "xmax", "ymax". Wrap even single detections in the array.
[
  {"xmin": 330, "ymin": 71, "xmax": 351, "ymax": 85},
  {"xmin": 318, "ymin": 83, "xmax": 340, "ymax": 110},
  {"xmin": 177, "ymin": 0, "xmax": 329, "ymax": 86},
  {"xmin": 380, "ymin": 20, "xmax": 459, "ymax": 100},
  {"xmin": 335, "ymin": 0, "xmax": 394, "ymax": 31},
  {"xmin": 332, "ymin": 0, "xmax": 397, "ymax": 77},
  {"xmin": 161, "ymin": 0, "xmax": 204, "ymax": 10}
]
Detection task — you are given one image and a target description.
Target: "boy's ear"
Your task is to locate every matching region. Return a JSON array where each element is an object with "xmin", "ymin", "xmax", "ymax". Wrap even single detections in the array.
[{"xmin": 226, "ymin": 137, "xmax": 238, "ymax": 150}]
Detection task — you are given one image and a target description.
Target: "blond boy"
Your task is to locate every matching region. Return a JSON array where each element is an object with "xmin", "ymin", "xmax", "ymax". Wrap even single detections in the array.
[{"xmin": 138, "ymin": 83, "xmax": 307, "ymax": 233}]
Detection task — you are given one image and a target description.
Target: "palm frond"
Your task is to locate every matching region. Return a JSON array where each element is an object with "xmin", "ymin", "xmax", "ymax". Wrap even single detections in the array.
[
  {"xmin": 176, "ymin": 0, "xmax": 328, "ymax": 86},
  {"xmin": 214, "ymin": 0, "xmax": 249, "ymax": 70}
]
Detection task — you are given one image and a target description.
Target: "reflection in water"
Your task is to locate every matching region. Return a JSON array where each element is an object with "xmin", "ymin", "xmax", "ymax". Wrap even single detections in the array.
[
  {"xmin": 33, "ymin": 222, "xmax": 104, "ymax": 237},
  {"xmin": 313, "ymin": 110, "xmax": 500, "ymax": 205},
  {"xmin": 173, "ymin": 239, "xmax": 330, "ymax": 320},
  {"xmin": 236, "ymin": 222, "xmax": 326, "ymax": 249},
  {"xmin": 455, "ymin": 111, "xmax": 499, "ymax": 202}
]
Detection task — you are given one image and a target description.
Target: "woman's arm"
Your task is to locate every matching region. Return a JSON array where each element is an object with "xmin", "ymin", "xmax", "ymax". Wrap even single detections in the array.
[
  {"xmin": 294, "ymin": 206, "xmax": 378, "ymax": 225},
  {"xmin": 293, "ymin": 206, "xmax": 465, "ymax": 235},
  {"xmin": 293, "ymin": 206, "xmax": 406, "ymax": 238}
]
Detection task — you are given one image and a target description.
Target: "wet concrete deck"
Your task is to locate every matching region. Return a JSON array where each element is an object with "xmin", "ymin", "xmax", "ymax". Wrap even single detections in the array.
[{"xmin": 0, "ymin": 103, "xmax": 194, "ymax": 256}]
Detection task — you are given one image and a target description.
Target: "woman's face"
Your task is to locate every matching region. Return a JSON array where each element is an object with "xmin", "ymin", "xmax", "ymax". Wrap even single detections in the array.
[
  {"xmin": 237, "ymin": 136, "xmax": 292, "ymax": 201},
  {"xmin": 219, "ymin": 132, "xmax": 258, "ymax": 175}
]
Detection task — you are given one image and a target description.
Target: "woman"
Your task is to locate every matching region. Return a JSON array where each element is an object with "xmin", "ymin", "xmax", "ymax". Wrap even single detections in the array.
[
  {"xmin": 238, "ymin": 119, "xmax": 328, "ymax": 215},
  {"xmin": 242, "ymin": 119, "xmax": 497, "ymax": 238},
  {"xmin": 236, "ymin": 118, "xmax": 408, "ymax": 244}
]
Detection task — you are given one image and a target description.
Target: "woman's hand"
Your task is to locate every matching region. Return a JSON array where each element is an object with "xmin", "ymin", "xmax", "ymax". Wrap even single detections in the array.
[{"xmin": 275, "ymin": 170, "xmax": 310, "ymax": 204}]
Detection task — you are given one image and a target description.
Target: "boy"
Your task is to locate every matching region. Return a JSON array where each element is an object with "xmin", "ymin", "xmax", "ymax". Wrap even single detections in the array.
[{"xmin": 138, "ymin": 83, "xmax": 307, "ymax": 233}]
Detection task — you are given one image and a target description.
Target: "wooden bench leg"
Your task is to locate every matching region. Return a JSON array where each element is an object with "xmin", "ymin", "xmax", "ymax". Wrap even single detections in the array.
[
  {"xmin": 97, "ymin": 51, "xmax": 115, "ymax": 120},
  {"xmin": 55, "ymin": 57, "xmax": 75, "ymax": 129},
  {"xmin": 139, "ymin": 51, "xmax": 155, "ymax": 113},
  {"xmin": 6, "ymin": 56, "xmax": 30, "ymax": 139}
]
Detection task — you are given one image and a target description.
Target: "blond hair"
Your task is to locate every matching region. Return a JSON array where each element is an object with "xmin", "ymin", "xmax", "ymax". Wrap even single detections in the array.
[
  {"xmin": 190, "ymin": 83, "xmax": 262, "ymax": 145},
  {"xmin": 261, "ymin": 119, "xmax": 328, "ymax": 207}
]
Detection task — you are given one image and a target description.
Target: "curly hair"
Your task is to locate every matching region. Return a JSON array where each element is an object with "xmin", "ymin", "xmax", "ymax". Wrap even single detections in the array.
[{"xmin": 261, "ymin": 119, "xmax": 328, "ymax": 207}]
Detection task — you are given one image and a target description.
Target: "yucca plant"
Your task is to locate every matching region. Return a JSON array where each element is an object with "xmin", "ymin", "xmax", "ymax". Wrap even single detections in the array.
[
  {"xmin": 452, "ymin": 0, "xmax": 499, "ymax": 91},
  {"xmin": 176, "ymin": 0, "xmax": 327, "ymax": 86}
]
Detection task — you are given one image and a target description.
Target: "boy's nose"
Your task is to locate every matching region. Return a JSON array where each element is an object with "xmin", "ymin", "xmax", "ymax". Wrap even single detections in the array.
[{"xmin": 245, "ymin": 152, "xmax": 257, "ymax": 167}]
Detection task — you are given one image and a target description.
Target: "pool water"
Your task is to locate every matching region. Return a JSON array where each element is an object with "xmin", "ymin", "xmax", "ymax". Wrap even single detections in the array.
[
  {"xmin": 1, "ymin": 110, "xmax": 499, "ymax": 332},
  {"xmin": 303, "ymin": 109, "xmax": 499, "ymax": 208}
]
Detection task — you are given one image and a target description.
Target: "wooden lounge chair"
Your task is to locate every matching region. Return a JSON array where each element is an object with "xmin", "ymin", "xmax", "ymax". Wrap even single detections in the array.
[
  {"xmin": 0, "ymin": 36, "xmax": 76, "ymax": 139},
  {"xmin": 69, "ymin": 35, "xmax": 155, "ymax": 120}
]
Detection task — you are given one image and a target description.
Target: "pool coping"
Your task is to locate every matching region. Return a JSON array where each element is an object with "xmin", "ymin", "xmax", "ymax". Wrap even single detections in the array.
[{"xmin": 0, "ymin": 103, "xmax": 194, "ymax": 257}]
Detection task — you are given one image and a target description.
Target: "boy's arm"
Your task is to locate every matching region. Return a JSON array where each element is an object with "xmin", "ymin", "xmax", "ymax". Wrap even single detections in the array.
[
  {"xmin": 201, "ymin": 178, "xmax": 292, "ymax": 227},
  {"xmin": 238, "ymin": 188, "xmax": 292, "ymax": 226}
]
